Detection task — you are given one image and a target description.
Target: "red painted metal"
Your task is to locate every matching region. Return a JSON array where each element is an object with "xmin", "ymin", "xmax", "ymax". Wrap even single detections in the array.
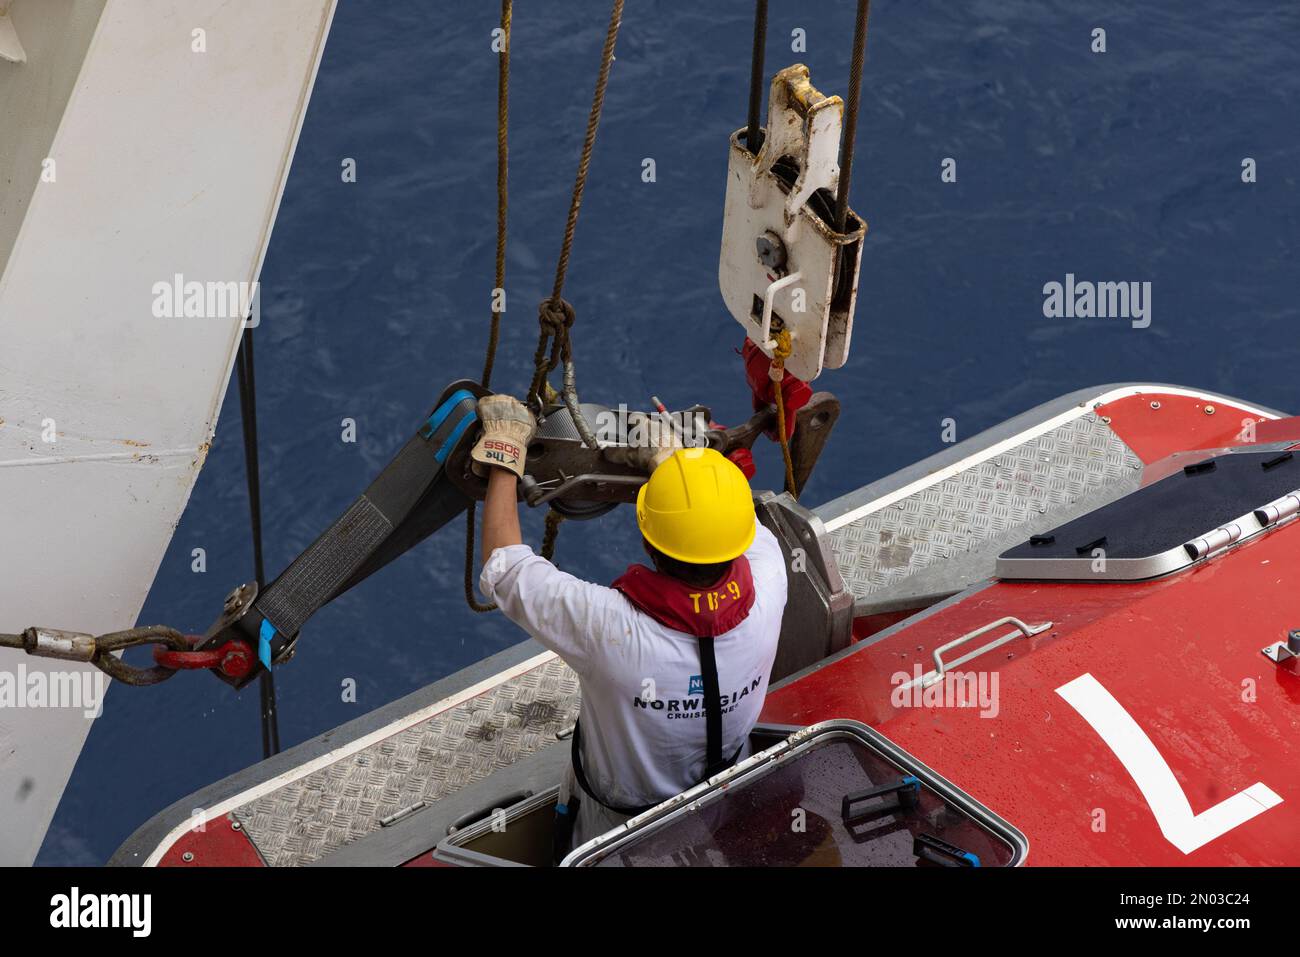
[
  {"xmin": 153, "ymin": 636, "xmax": 254, "ymax": 679},
  {"xmin": 852, "ymin": 605, "xmax": 931, "ymax": 641},
  {"xmin": 158, "ymin": 814, "xmax": 266, "ymax": 867},
  {"xmin": 763, "ymin": 519, "xmax": 1300, "ymax": 865},
  {"xmin": 1097, "ymin": 393, "xmax": 1294, "ymax": 465},
  {"xmin": 153, "ymin": 634, "xmax": 254, "ymax": 681}
]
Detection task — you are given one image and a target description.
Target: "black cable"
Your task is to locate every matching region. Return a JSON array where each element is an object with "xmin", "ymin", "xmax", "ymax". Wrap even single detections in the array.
[
  {"xmin": 746, "ymin": 0, "xmax": 769, "ymax": 154},
  {"xmin": 236, "ymin": 326, "xmax": 281, "ymax": 758},
  {"xmin": 835, "ymin": 0, "xmax": 871, "ymax": 232}
]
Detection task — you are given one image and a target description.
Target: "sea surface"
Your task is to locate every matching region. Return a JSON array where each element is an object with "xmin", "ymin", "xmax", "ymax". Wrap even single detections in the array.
[{"xmin": 39, "ymin": 0, "xmax": 1299, "ymax": 863}]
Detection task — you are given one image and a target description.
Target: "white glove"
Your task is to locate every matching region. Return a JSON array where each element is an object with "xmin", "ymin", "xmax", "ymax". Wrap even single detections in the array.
[
  {"xmin": 470, "ymin": 394, "xmax": 537, "ymax": 479},
  {"xmin": 604, "ymin": 411, "xmax": 683, "ymax": 473}
]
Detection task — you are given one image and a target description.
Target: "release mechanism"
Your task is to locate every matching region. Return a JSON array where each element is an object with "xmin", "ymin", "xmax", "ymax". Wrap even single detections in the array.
[{"xmin": 719, "ymin": 64, "xmax": 865, "ymax": 382}]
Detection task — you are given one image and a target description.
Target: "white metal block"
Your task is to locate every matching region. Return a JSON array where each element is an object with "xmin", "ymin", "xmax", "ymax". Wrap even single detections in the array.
[{"xmin": 718, "ymin": 64, "xmax": 865, "ymax": 382}]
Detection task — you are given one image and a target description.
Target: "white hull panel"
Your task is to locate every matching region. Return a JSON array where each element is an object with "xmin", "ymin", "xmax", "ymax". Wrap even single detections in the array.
[{"xmin": 0, "ymin": 0, "xmax": 336, "ymax": 864}]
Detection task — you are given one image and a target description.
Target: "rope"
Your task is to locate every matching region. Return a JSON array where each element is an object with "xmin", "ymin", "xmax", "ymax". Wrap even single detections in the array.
[
  {"xmin": 746, "ymin": 0, "xmax": 769, "ymax": 154},
  {"xmin": 471, "ymin": 0, "xmax": 622, "ymax": 608},
  {"xmin": 771, "ymin": 329, "xmax": 798, "ymax": 498},
  {"xmin": 834, "ymin": 0, "xmax": 871, "ymax": 232},
  {"xmin": 548, "ymin": 0, "xmax": 622, "ymax": 308},
  {"xmin": 541, "ymin": 510, "xmax": 565, "ymax": 560},
  {"xmin": 527, "ymin": 0, "xmax": 624, "ymax": 452},
  {"xmin": 465, "ymin": 0, "xmax": 514, "ymax": 614},
  {"xmin": 91, "ymin": 627, "xmax": 191, "ymax": 687},
  {"xmin": 464, "ymin": 503, "xmax": 496, "ymax": 612},
  {"xmin": 2, "ymin": 625, "xmax": 192, "ymax": 687},
  {"xmin": 480, "ymin": 0, "xmax": 511, "ymax": 390},
  {"xmin": 236, "ymin": 326, "xmax": 281, "ymax": 756}
]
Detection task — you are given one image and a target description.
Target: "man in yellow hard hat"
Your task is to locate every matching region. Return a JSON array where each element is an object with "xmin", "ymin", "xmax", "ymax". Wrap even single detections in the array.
[{"xmin": 472, "ymin": 395, "xmax": 788, "ymax": 853}]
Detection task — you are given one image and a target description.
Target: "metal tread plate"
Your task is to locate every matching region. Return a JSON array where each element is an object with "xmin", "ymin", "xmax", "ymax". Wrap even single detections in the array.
[
  {"xmin": 825, "ymin": 412, "xmax": 1143, "ymax": 603},
  {"xmin": 232, "ymin": 655, "xmax": 579, "ymax": 867}
]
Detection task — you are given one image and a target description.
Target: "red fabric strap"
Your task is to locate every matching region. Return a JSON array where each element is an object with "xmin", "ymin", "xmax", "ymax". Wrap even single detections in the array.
[{"xmin": 611, "ymin": 558, "xmax": 755, "ymax": 637}]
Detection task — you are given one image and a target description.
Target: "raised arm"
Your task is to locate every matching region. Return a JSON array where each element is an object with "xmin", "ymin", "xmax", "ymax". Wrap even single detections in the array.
[{"xmin": 482, "ymin": 466, "xmax": 523, "ymax": 563}]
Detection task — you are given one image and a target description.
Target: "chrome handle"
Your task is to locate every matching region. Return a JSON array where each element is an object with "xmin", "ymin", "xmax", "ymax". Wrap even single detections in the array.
[{"xmin": 903, "ymin": 616, "xmax": 1052, "ymax": 691}]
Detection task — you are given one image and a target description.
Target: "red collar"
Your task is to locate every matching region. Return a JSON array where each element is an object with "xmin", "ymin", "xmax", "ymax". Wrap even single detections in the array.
[{"xmin": 611, "ymin": 558, "xmax": 755, "ymax": 637}]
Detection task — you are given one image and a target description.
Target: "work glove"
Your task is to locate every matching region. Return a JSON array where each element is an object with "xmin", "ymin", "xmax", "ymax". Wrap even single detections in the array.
[
  {"xmin": 604, "ymin": 411, "xmax": 683, "ymax": 474},
  {"xmin": 470, "ymin": 394, "xmax": 537, "ymax": 479}
]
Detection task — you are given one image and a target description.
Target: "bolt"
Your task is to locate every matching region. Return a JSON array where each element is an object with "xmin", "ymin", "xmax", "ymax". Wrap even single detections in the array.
[
  {"xmin": 182, "ymin": 851, "xmax": 194, "ymax": 863},
  {"xmin": 231, "ymin": 821, "xmax": 242, "ymax": 831},
  {"xmin": 1205, "ymin": 405, "xmax": 1216, "ymax": 415},
  {"xmin": 222, "ymin": 649, "xmax": 251, "ymax": 679},
  {"xmin": 1150, "ymin": 401, "xmax": 1161, "ymax": 410},
  {"xmin": 223, "ymin": 584, "xmax": 249, "ymax": 612},
  {"xmin": 756, "ymin": 230, "xmax": 787, "ymax": 273}
]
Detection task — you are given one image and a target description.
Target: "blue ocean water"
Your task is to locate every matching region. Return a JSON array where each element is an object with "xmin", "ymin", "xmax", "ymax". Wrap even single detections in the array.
[{"xmin": 38, "ymin": 0, "xmax": 1298, "ymax": 864}]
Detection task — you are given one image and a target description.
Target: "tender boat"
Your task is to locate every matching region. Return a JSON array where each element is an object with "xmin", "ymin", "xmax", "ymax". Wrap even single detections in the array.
[{"xmin": 112, "ymin": 383, "xmax": 1300, "ymax": 866}]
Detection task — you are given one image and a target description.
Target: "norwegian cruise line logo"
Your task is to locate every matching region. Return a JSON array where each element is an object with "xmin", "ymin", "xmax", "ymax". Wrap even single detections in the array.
[{"xmin": 688, "ymin": 674, "xmax": 704, "ymax": 695}]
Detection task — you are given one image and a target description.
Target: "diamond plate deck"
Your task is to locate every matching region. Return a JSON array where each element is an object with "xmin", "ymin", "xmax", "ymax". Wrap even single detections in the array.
[
  {"xmin": 233, "ymin": 655, "xmax": 580, "ymax": 867},
  {"xmin": 825, "ymin": 413, "xmax": 1143, "ymax": 602}
]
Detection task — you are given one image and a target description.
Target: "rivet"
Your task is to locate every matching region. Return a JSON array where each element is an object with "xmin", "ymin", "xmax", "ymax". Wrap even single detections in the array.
[
  {"xmin": 182, "ymin": 851, "xmax": 194, "ymax": 863},
  {"xmin": 1205, "ymin": 405, "xmax": 1216, "ymax": 415},
  {"xmin": 1150, "ymin": 401, "xmax": 1161, "ymax": 410}
]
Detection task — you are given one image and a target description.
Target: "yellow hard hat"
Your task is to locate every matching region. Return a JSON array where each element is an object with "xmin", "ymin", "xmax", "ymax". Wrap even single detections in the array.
[{"xmin": 636, "ymin": 448, "xmax": 756, "ymax": 564}]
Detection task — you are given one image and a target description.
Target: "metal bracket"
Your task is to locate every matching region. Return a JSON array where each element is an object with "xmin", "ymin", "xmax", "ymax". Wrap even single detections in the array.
[
  {"xmin": 1262, "ymin": 630, "xmax": 1300, "ymax": 672},
  {"xmin": 194, "ymin": 583, "xmax": 264, "ymax": 690},
  {"xmin": 901, "ymin": 617, "xmax": 1053, "ymax": 691},
  {"xmin": 448, "ymin": 392, "xmax": 841, "ymax": 511},
  {"xmin": 714, "ymin": 391, "xmax": 841, "ymax": 497}
]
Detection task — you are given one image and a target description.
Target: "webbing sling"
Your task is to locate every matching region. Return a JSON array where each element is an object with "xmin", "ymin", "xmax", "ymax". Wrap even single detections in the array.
[
  {"xmin": 570, "ymin": 634, "xmax": 742, "ymax": 817},
  {"xmin": 246, "ymin": 385, "xmax": 479, "ymax": 671}
]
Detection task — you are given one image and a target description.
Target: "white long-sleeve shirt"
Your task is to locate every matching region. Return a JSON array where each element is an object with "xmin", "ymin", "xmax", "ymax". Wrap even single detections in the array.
[{"xmin": 480, "ymin": 523, "xmax": 788, "ymax": 811}]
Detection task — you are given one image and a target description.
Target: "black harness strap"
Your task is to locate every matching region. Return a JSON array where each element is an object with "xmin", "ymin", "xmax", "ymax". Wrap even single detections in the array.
[
  {"xmin": 570, "ymin": 633, "xmax": 742, "ymax": 817},
  {"xmin": 697, "ymin": 635, "xmax": 726, "ymax": 778}
]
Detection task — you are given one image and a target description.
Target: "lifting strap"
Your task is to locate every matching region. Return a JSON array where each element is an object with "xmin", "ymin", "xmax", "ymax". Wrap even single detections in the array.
[
  {"xmin": 229, "ymin": 382, "xmax": 481, "ymax": 678},
  {"xmin": 569, "ymin": 633, "xmax": 742, "ymax": 818}
]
